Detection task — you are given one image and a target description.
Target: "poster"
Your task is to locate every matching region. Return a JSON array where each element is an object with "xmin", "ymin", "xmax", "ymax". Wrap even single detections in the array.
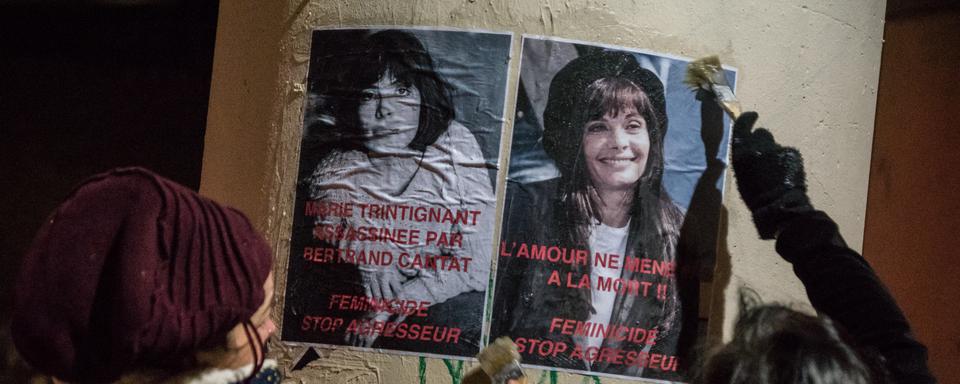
[
  {"xmin": 281, "ymin": 28, "xmax": 511, "ymax": 358},
  {"xmin": 489, "ymin": 36, "xmax": 735, "ymax": 381}
]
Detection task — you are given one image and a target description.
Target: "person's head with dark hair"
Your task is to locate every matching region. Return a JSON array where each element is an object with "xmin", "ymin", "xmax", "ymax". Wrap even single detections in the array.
[
  {"xmin": 537, "ymin": 51, "xmax": 683, "ymax": 347},
  {"xmin": 543, "ymin": 51, "xmax": 668, "ymax": 197},
  {"xmin": 12, "ymin": 167, "xmax": 276, "ymax": 383},
  {"xmin": 309, "ymin": 29, "xmax": 454, "ymax": 153},
  {"xmin": 694, "ymin": 290, "xmax": 879, "ymax": 384},
  {"xmin": 541, "ymin": 50, "xmax": 677, "ymax": 250}
]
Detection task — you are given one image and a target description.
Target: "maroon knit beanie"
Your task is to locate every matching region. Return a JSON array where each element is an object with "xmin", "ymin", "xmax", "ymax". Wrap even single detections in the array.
[{"xmin": 11, "ymin": 167, "xmax": 273, "ymax": 383}]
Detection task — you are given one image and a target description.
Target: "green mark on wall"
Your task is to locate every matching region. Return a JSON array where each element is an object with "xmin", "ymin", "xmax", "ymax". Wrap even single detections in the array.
[
  {"xmin": 416, "ymin": 358, "xmax": 604, "ymax": 384},
  {"xmin": 418, "ymin": 358, "xmax": 467, "ymax": 384},
  {"xmin": 443, "ymin": 359, "xmax": 465, "ymax": 384},
  {"xmin": 583, "ymin": 375, "xmax": 602, "ymax": 384},
  {"xmin": 536, "ymin": 371, "xmax": 602, "ymax": 384},
  {"xmin": 536, "ymin": 370, "xmax": 559, "ymax": 384},
  {"xmin": 419, "ymin": 357, "xmax": 428, "ymax": 384}
]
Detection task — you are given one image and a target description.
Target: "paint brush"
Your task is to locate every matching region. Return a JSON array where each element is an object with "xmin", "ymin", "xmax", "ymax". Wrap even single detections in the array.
[
  {"xmin": 463, "ymin": 337, "xmax": 526, "ymax": 384},
  {"xmin": 684, "ymin": 55, "xmax": 742, "ymax": 120}
]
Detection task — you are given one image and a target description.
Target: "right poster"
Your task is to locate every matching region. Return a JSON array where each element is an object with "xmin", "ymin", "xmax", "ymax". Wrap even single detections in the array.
[{"xmin": 489, "ymin": 36, "xmax": 736, "ymax": 382}]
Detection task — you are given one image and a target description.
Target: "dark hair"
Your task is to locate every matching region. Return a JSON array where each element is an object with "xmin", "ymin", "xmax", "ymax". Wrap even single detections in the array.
[
  {"xmin": 540, "ymin": 51, "xmax": 683, "ymax": 334},
  {"xmin": 307, "ymin": 29, "xmax": 454, "ymax": 152},
  {"xmin": 541, "ymin": 50, "xmax": 672, "ymax": 235},
  {"xmin": 694, "ymin": 289, "xmax": 880, "ymax": 384},
  {"xmin": 543, "ymin": 51, "xmax": 668, "ymax": 184}
]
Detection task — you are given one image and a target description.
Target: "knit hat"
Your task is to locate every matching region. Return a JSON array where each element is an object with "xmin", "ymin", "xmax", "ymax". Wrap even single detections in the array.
[
  {"xmin": 11, "ymin": 167, "xmax": 273, "ymax": 382},
  {"xmin": 542, "ymin": 51, "xmax": 668, "ymax": 178}
]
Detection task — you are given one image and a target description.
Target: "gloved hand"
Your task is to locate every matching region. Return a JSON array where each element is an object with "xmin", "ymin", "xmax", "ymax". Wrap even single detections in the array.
[{"xmin": 732, "ymin": 112, "xmax": 814, "ymax": 239}]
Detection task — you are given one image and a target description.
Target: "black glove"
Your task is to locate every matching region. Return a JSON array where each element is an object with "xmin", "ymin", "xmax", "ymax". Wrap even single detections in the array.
[{"xmin": 732, "ymin": 112, "xmax": 814, "ymax": 239}]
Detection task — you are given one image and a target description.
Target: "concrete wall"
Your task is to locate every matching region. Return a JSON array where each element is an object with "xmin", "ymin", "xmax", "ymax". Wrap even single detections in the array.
[{"xmin": 200, "ymin": 1, "xmax": 887, "ymax": 382}]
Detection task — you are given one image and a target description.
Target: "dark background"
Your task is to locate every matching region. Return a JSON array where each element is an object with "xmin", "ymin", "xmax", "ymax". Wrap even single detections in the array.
[
  {"xmin": 1, "ymin": 0, "xmax": 959, "ymax": 382},
  {"xmin": 0, "ymin": 0, "xmax": 218, "ymax": 381},
  {"xmin": 864, "ymin": 1, "xmax": 960, "ymax": 383}
]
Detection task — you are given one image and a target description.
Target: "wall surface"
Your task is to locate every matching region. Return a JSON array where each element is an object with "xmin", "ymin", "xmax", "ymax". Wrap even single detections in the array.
[
  {"xmin": 864, "ymin": 6, "xmax": 960, "ymax": 384},
  {"xmin": 200, "ymin": 0, "xmax": 887, "ymax": 382}
]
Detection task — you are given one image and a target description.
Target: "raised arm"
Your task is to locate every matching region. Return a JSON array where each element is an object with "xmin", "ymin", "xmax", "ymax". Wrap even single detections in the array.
[{"xmin": 731, "ymin": 112, "xmax": 936, "ymax": 384}]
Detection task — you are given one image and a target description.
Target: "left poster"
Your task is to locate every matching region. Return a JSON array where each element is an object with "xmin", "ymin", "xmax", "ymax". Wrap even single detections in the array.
[{"xmin": 281, "ymin": 28, "xmax": 511, "ymax": 358}]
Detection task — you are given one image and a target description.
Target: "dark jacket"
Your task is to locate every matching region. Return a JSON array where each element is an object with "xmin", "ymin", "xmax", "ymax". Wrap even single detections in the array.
[
  {"xmin": 491, "ymin": 178, "xmax": 684, "ymax": 379},
  {"xmin": 776, "ymin": 211, "xmax": 936, "ymax": 384}
]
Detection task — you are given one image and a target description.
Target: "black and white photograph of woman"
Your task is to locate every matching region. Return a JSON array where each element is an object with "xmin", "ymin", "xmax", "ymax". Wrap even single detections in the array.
[{"xmin": 281, "ymin": 28, "xmax": 511, "ymax": 358}]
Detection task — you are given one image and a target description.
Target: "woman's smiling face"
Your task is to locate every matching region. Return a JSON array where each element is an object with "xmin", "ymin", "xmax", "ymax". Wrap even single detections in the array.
[
  {"xmin": 358, "ymin": 72, "xmax": 421, "ymax": 154},
  {"xmin": 581, "ymin": 106, "xmax": 650, "ymax": 194}
]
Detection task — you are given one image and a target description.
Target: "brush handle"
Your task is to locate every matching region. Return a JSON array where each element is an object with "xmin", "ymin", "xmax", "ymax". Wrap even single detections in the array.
[{"xmin": 711, "ymin": 84, "xmax": 741, "ymax": 120}]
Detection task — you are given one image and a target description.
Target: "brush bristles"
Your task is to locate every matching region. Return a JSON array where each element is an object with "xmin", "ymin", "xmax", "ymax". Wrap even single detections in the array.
[
  {"xmin": 478, "ymin": 337, "xmax": 521, "ymax": 376},
  {"xmin": 684, "ymin": 55, "xmax": 742, "ymax": 119},
  {"xmin": 684, "ymin": 55, "xmax": 726, "ymax": 90}
]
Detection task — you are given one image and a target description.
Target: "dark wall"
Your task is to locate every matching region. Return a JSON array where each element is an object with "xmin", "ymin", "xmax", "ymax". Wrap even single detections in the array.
[
  {"xmin": 0, "ymin": 1, "xmax": 217, "ymax": 380},
  {"xmin": 864, "ymin": 1, "xmax": 960, "ymax": 383}
]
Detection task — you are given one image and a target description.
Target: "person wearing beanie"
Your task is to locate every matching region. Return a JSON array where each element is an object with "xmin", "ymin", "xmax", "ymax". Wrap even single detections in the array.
[
  {"xmin": 11, "ymin": 167, "xmax": 280, "ymax": 383},
  {"xmin": 694, "ymin": 113, "xmax": 936, "ymax": 384}
]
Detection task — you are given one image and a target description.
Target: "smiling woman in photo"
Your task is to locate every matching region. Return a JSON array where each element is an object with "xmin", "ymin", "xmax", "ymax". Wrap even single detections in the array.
[{"xmin": 492, "ymin": 51, "xmax": 684, "ymax": 379}]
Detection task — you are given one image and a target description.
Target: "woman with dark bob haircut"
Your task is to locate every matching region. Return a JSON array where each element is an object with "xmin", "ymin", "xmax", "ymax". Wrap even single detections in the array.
[
  {"xmin": 306, "ymin": 29, "xmax": 495, "ymax": 352},
  {"xmin": 307, "ymin": 29, "xmax": 455, "ymax": 152},
  {"xmin": 492, "ymin": 51, "xmax": 684, "ymax": 379}
]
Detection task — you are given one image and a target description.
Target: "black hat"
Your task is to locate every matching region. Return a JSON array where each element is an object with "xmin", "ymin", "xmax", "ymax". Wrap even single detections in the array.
[{"xmin": 542, "ymin": 51, "xmax": 667, "ymax": 176}]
